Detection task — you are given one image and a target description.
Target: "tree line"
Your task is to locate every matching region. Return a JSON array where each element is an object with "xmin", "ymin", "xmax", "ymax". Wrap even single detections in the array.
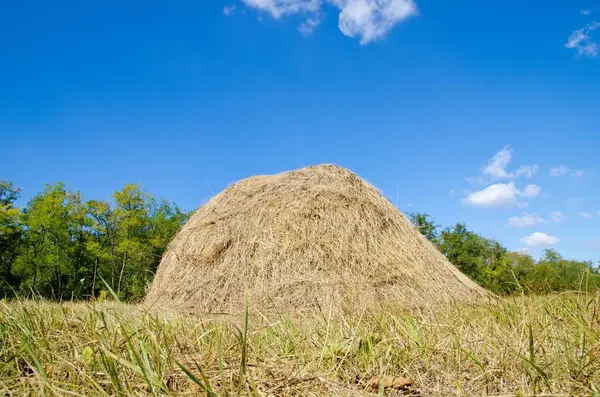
[
  {"xmin": 0, "ymin": 180, "xmax": 188, "ymax": 301},
  {"xmin": 1, "ymin": 178, "xmax": 598, "ymax": 301},
  {"xmin": 409, "ymin": 213, "xmax": 600, "ymax": 295}
]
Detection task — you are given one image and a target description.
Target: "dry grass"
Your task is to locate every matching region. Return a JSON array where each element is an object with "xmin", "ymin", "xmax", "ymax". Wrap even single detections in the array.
[
  {"xmin": 1, "ymin": 293, "xmax": 600, "ymax": 396},
  {"xmin": 145, "ymin": 164, "xmax": 487, "ymax": 315}
]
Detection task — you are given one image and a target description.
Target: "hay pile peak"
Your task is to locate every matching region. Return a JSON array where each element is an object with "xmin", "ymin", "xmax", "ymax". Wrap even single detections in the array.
[{"xmin": 145, "ymin": 164, "xmax": 487, "ymax": 314}]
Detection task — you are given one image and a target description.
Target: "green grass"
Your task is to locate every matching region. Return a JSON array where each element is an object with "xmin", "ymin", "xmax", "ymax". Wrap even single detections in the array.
[{"xmin": 1, "ymin": 293, "xmax": 600, "ymax": 396}]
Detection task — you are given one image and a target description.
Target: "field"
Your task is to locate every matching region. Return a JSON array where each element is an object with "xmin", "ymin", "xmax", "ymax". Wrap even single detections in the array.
[{"xmin": 1, "ymin": 293, "xmax": 599, "ymax": 396}]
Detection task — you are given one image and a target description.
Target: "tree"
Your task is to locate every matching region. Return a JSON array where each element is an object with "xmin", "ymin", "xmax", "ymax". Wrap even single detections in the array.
[
  {"xmin": 408, "ymin": 212, "xmax": 439, "ymax": 243},
  {"xmin": 13, "ymin": 183, "xmax": 92, "ymax": 299},
  {"xmin": 86, "ymin": 199, "xmax": 118, "ymax": 295},
  {"xmin": 530, "ymin": 249, "xmax": 599, "ymax": 293},
  {"xmin": 1, "ymin": 179, "xmax": 189, "ymax": 301},
  {"xmin": 97, "ymin": 184, "xmax": 188, "ymax": 300},
  {"xmin": 438, "ymin": 223, "xmax": 508, "ymax": 293},
  {"xmin": 0, "ymin": 180, "xmax": 23, "ymax": 296},
  {"xmin": 498, "ymin": 251, "xmax": 535, "ymax": 293},
  {"xmin": 146, "ymin": 197, "xmax": 188, "ymax": 275}
]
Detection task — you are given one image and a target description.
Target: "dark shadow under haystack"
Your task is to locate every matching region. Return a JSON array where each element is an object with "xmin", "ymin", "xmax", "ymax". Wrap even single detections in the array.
[{"xmin": 144, "ymin": 165, "xmax": 488, "ymax": 314}]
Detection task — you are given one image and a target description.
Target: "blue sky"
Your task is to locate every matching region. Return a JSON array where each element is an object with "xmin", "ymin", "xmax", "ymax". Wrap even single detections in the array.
[{"xmin": 1, "ymin": 0, "xmax": 599, "ymax": 262}]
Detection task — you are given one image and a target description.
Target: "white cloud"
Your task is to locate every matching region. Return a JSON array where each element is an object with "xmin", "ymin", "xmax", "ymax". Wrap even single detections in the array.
[
  {"xmin": 406, "ymin": 202, "xmax": 413, "ymax": 207},
  {"xmin": 517, "ymin": 202, "xmax": 529, "ymax": 208},
  {"xmin": 298, "ymin": 17, "xmax": 320, "ymax": 35},
  {"xmin": 573, "ymin": 170, "xmax": 585, "ymax": 178},
  {"xmin": 565, "ymin": 22, "xmax": 600, "ymax": 57},
  {"xmin": 581, "ymin": 9, "xmax": 592, "ymax": 16},
  {"xmin": 550, "ymin": 165, "xmax": 570, "ymax": 177},
  {"xmin": 481, "ymin": 146, "xmax": 514, "ymax": 180},
  {"xmin": 468, "ymin": 147, "xmax": 539, "ymax": 184},
  {"xmin": 580, "ymin": 212, "xmax": 593, "ymax": 219},
  {"xmin": 223, "ymin": 4, "xmax": 238, "ymax": 15},
  {"xmin": 463, "ymin": 182, "xmax": 519, "ymax": 208},
  {"xmin": 521, "ymin": 232, "xmax": 560, "ymax": 247},
  {"xmin": 515, "ymin": 164, "xmax": 538, "ymax": 178},
  {"xmin": 241, "ymin": 0, "xmax": 417, "ymax": 43},
  {"xmin": 520, "ymin": 184, "xmax": 542, "ymax": 198},
  {"xmin": 463, "ymin": 182, "xmax": 542, "ymax": 208},
  {"xmin": 551, "ymin": 211, "xmax": 566, "ymax": 223},
  {"xmin": 508, "ymin": 213, "xmax": 547, "ymax": 228},
  {"xmin": 448, "ymin": 189, "xmax": 456, "ymax": 196},
  {"xmin": 333, "ymin": 0, "xmax": 418, "ymax": 44},
  {"xmin": 242, "ymin": 0, "xmax": 321, "ymax": 18}
]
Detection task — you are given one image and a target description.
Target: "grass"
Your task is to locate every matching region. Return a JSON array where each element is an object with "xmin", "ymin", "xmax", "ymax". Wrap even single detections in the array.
[{"xmin": 1, "ymin": 293, "xmax": 600, "ymax": 396}]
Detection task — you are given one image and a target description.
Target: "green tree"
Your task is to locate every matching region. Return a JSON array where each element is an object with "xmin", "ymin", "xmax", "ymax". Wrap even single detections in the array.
[
  {"xmin": 408, "ymin": 212, "xmax": 439, "ymax": 243},
  {"xmin": 86, "ymin": 199, "xmax": 118, "ymax": 295},
  {"xmin": 112, "ymin": 184, "xmax": 153, "ymax": 298},
  {"xmin": 438, "ymin": 223, "xmax": 508, "ymax": 293},
  {"xmin": 14, "ymin": 183, "xmax": 92, "ymax": 299},
  {"xmin": 92, "ymin": 184, "xmax": 189, "ymax": 300},
  {"xmin": 497, "ymin": 250, "xmax": 536, "ymax": 293},
  {"xmin": 146, "ymin": 197, "xmax": 188, "ymax": 275},
  {"xmin": 1, "ymin": 179, "xmax": 188, "ymax": 301},
  {"xmin": 0, "ymin": 180, "xmax": 23, "ymax": 296},
  {"xmin": 529, "ymin": 249, "xmax": 600, "ymax": 293}
]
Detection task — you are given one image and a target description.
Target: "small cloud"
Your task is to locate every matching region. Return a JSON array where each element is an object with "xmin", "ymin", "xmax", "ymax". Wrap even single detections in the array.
[
  {"xmin": 463, "ymin": 182, "xmax": 519, "ymax": 208},
  {"xmin": 242, "ymin": 0, "xmax": 320, "ymax": 19},
  {"xmin": 573, "ymin": 170, "xmax": 585, "ymax": 178},
  {"xmin": 565, "ymin": 22, "xmax": 600, "ymax": 57},
  {"xmin": 448, "ymin": 189, "xmax": 456, "ymax": 196},
  {"xmin": 520, "ymin": 184, "xmax": 542, "ymax": 198},
  {"xmin": 337, "ymin": 0, "xmax": 418, "ymax": 44},
  {"xmin": 467, "ymin": 146, "xmax": 519, "ymax": 184},
  {"xmin": 508, "ymin": 213, "xmax": 548, "ymax": 228},
  {"xmin": 521, "ymin": 232, "xmax": 560, "ymax": 247},
  {"xmin": 550, "ymin": 165, "xmax": 570, "ymax": 177},
  {"xmin": 223, "ymin": 4, "xmax": 237, "ymax": 15},
  {"xmin": 551, "ymin": 211, "xmax": 567, "ymax": 223},
  {"xmin": 406, "ymin": 203, "xmax": 413, "ymax": 207},
  {"xmin": 298, "ymin": 17, "xmax": 320, "ymax": 36},
  {"xmin": 482, "ymin": 146, "xmax": 514, "ymax": 180},
  {"xmin": 581, "ymin": 9, "xmax": 593, "ymax": 15},
  {"xmin": 516, "ymin": 164, "xmax": 539, "ymax": 178},
  {"xmin": 517, "ymin": 202, "xmax": 529, "ymax": 208},
  {"xmin": 463, "ymin": 182, "xmax": 542, "ymax": 209},
  {"xmin": 580, "ymin": 212, "xmax": 593, "ymax": 219}
]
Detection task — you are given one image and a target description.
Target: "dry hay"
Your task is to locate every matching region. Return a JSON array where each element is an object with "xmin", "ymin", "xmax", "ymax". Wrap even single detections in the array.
[{"xmin": 144, "ymin": 164, "xmax": 488, "ymax": 315}]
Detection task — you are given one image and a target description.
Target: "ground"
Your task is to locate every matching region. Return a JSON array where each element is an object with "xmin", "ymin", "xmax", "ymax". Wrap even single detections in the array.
[{"xmin": 1, "ymin": 293, "xmax": 599, "ymax": 396}]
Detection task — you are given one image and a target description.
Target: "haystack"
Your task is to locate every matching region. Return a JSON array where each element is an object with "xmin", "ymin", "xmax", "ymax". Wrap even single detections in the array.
[{"xmin": 145, "ymin": 165, "xmax": 487, "ymax": 314}]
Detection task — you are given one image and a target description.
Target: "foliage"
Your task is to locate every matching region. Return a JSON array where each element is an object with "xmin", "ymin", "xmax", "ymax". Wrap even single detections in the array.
[
  {"xmin": 408, "ymin": 212, "xmax": 439, "ymax": 243},
  {"xmin": 409, "ymin": 212, "xmax": 600, "ymax": 295},
  {"xmin": 2, "ymin": 181, "xmax": 188, "ymax": 301},
  {"xmin": 13, "ymin": 183, "xmax": 91, "ymax": 299},
  {"xmin": 0, "ymin": 181, "xmax": 23, "ymax": 297}
]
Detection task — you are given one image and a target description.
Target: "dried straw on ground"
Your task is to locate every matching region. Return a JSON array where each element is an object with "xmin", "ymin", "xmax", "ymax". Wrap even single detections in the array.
[{"xmin": 145, "ymin": 164, "xmax": 488, "ymax": 315}]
